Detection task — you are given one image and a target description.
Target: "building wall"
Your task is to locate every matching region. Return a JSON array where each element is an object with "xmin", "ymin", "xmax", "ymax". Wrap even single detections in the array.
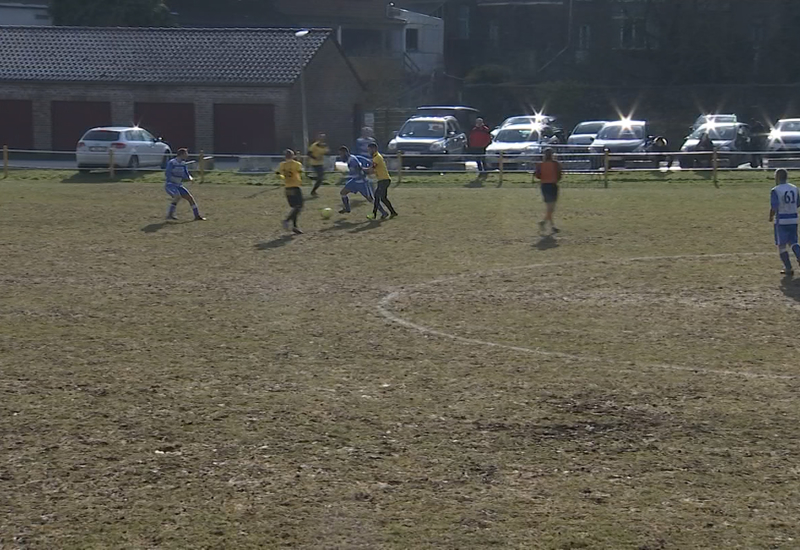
[
  {"xmin": 397, "ymin": 8, "xmax": 444, "ymax": 75},
  {"xmin": 0, "ymin": 4, "xmax": 51, "ymax": 25},
  {"xmin": 0, "ymin": 82, "xmax": 293, "ymax": 153},
  {"xmin": 288, "ymin": 39, "xmax": 366, "ymax": 151}
]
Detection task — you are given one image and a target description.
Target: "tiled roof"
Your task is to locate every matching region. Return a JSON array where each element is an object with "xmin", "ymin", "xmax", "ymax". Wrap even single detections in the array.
[{"xmin": 0, "ymin": 26, "xmax": 331, "ymax": 85}]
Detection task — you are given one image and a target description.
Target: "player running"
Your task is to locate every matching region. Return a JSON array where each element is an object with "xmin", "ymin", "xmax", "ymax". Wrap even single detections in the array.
[
  {"xmin": 277, "ymin": 149, "xmax": 305, "ymax": 234},
  {"xmin": 769, "ymin": 168, "xmax": 800, "ymax": 275},
  {"xmin": 337, "ymin": 146, "xmax": 387, "ymax": 217},
  {"xmin": 165, "ymin": 148, "xmax": 205, "ymax": 221},
  {"xmin": 534, "ymin": 148, "xmax": 563, "ymax": 235},
  {"xmin": 367, "ymin": 142, "xmax": 397, "ymax": 220},
  {"xmin": 307, "ymin": 133, "xmax": 329, "ymax": 196}
]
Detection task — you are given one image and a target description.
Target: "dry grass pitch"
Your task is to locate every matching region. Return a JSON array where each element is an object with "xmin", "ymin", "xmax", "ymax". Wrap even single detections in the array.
[{"xmin": 2, "ymin": 171, "xmax": 800, "ymax": 549}]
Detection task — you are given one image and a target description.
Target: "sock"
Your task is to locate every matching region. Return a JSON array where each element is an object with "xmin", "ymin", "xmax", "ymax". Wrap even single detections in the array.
[
  {"xmin": 780, "ymin": 251, "xmax": 793, "ymax": 272},
  {"xmin": 341, "ymin": 195, "xmax": 350, "ymax": 212},
  {"xmin": 167, "ymin": 202, "xmax": 177, "ymax": 217},
  {"xmin": 289, "ymin": 208, "xmax": 300, "ymax": 227},
  {"xmin": 191, "ymin": 204, "xmax": 200, "ymax": 217},
  {"xmin": 792, "ymin": 244, "xmax": 800, "ymax": 262}
]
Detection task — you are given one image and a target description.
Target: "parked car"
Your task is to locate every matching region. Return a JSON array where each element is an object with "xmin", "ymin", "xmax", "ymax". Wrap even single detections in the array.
[
  {"xmin": 692, "ymin": 114, "xmax": 737, "ymax": 131},
  {"xmin": 588, "ymin": 120, "xmax": 653, "ymax": 168},
  {"xmin": 415, "ymin": 106, "xmax": 479, "ymax": 135},
  {"xmin": 768, "ymin": 118, "xmax": 800, "ymax": 155},
  {"xmin": 680, "ymin": 122, "xmax": 750, "ymax": 168},
  {"xmin": 485, "ymin": 125, "xmax": 544, "ymax": 169},
  {"xmin": 491, "ymin": 114, "xmax": 559, "ymax": 138},
  {"xmin": 77, "ymin": 126, "xmax": 171, "ymax": 171},
  {"xmin": 567, "ymin": 120, "xmax": 609, "ymax": 147},
  {"xmin": 387, "ymin": 115, "xmax": 468, "ymax": 167}
]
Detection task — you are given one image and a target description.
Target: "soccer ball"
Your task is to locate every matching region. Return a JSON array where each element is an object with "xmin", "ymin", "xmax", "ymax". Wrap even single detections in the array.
[{"xmin": 320, "ymin": 207, "xmax": 333, "ymax": 220}]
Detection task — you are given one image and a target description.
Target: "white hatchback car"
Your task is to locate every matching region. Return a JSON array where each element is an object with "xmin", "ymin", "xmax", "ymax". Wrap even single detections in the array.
[{"xmin": 76, "ymin": 127, "xmax": 172, "ymax": 171}]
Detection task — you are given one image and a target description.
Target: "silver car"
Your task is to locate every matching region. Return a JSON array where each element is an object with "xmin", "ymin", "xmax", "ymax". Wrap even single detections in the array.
[
  {"xmin": 768, "ymin": 118, "xmax": 800, "ymax": 154},
  {"xmin": 567, "ymin": 121, "xmax": 608, "ymax": 147},
  {"xmin": 387, "ymin": 115, "xmax": 468, "ymax": 167}
]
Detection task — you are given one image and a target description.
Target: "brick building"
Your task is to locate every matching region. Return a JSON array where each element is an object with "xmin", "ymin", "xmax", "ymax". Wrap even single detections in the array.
[{"xmin": 0, "ymin": 26, "xmax": 365, "ymax": 154}]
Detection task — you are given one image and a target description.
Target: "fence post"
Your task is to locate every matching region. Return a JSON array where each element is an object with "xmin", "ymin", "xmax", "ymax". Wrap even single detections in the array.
[
  {"xmin": 109, "ymin": 148, "xmax": 115, "ymax": 179},
  {"xmin": 498, "ymin": 152, "xmax": 504, "ymax": 187},
  {"xmin": 2, "ymin": 145, "xmax": 8, "ymax": 179},
  {"xmin": 712, "ymin": 149, "xmax": 719, "ymax": 188},
  {"xmin": 198, "ymin": 150, "xmax": 205, "ymax": 184},
  {"xmin": 396, "ymin": 152, "xmax": 403, "ymax": 185},
  {"xmin": 603, "ymin": 149, "xmax": 610, "ymax": 188}
]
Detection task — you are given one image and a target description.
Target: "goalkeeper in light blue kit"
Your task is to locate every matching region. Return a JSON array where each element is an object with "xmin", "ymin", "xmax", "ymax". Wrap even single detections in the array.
[
  {"xmin": 165, "ymin": 148, "xmax": 205, "ymax": 221},
  {"xmin": 770, "ymin": 168, "xmax": 800, "ymax": 275}
]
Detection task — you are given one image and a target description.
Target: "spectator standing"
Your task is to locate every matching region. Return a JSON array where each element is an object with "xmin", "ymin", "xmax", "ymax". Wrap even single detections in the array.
[
  {"xmin": 468, "ymin": 117, "xmax": 492, "ymax": 180},
  {"xmin": 750, "ymin": 120, "xmax": 766, "ymax": 169},
  {"xmin": 355, "ymin": 127, "xmax": 377, "ymax": 158}
]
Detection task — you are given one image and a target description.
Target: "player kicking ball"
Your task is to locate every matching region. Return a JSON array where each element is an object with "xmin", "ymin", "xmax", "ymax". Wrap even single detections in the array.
[
  {"xmin": 337, "ymin": 146, "xmax": 387, "ymax": 218},
  {"xmin": 165, "ymin": 148, "xmax": 205, "ymax": 221},
  {"xmin": 277, "ymin": 149, "xmax": 305, "ymax": 234},
  {"xmin": 769, "ymin": 168, "xmax": 800, "ymax": 276},
  {"xmin": 367, "ymin": 142, "xmax": 397, "ymax": 220}
]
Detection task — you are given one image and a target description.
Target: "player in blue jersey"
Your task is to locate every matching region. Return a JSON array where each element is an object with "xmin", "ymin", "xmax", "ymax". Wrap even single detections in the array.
[
  {"xmin": 337, "ymin": 146, "xmax": 387, "ymax": 217},
  {"xmin": 165, "ymin": 148, "xmax": 205, "ymax": 221},
  {"xmin": 769, "ymin": 168, "xmax": 800, "ymax": 275}
]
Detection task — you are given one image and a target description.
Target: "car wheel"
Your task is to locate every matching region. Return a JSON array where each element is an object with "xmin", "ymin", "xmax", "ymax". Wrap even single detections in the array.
[{"xmin": 128, "ymin": 155, "xmax": 140, "ymax": 171}]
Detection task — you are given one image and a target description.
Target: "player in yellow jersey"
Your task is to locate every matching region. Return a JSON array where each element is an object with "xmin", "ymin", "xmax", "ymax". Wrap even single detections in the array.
[
  {"xmin": 367, "ymin": 142, "xmax": 398, "ymax": 219},
  {"xmin": 307, "ymin": 132, "xmax": 329, "ymax": 196},
  {"xmin": 276, "ymin": 149, "xmax": 304, "ymax": 234}
]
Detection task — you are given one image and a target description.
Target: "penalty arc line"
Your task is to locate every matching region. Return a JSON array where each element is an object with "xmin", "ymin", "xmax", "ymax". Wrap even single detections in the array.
[{"xmin": 377, "ymin": 251, "xmax": 797, "ymax": 381}]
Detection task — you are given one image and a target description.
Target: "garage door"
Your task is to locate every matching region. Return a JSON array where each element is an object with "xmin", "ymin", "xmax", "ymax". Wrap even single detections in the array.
[
  {"xmin": 51, "ymin": 101, "xmax": 112, "ymax": 151},
  {"xmin": 213, "ymin": 104, "xmax": 276, "ymax": 154},
  {"xmin": 0, "ymin": 100, "xmax": 34, "ymax": 150},
  {"xmin": 134, "ymin": 102, "xmax": 196, "ymax": 152}
]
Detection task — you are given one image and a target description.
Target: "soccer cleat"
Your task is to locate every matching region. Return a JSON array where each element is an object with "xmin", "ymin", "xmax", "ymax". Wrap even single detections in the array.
[
  {"xmin": 551, "ymin": 226, "xmax": 561, "ymax": 234},
  {"xmin": 194, "ymin": 215, "xmax": 206, "ymax": 221},
  {"xmin": 782, "ymin": 269, "xmax": 794, "ymax": 276},
  {"xmin": 292, "ymin": 227, "xmax": 304, "ymax": 235},
  {"xmin": 166, "ymin": 215, "xmax": 178, "ymax": 221},
  {"xmin": 367, "ymin": 213, "xmax": 376, "ymax": 220},
  {"xmin": 381, "ymin": 213, "xmax": 389, "ymax": 220},
  {"xmin": 338, "ymin": 209, "xmax": 350, "ymax": 214},
  {"xmin": 389, "ymin": 212, "xmax": 398, "ymax": 218}
]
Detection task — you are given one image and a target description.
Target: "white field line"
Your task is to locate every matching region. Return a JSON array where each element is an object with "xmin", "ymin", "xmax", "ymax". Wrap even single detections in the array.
[{"xmin": 377, "ymin": 252, "xmax": 796, "ymax": 380}]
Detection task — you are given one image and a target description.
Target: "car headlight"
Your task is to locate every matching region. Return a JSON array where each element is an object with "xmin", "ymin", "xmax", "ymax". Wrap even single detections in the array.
[
  {"xmin": 769, "ymin": 131, "xmax": 781, "ymax": 141},
  {"xmin": 388, "ymin": 141, "xmax": 397, "ymax": 151},
  {"xmin": 429, "ymin": 141, "xmax": 445, "ymax": 152}
]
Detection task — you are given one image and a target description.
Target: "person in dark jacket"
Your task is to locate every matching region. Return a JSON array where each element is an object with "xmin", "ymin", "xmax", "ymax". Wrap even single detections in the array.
[
  {"xmin": 696, "ymin": 132, "xmax": 715, "ymax": 168},
  {"xmin": 750, "ymin": 120, "xmax": 766, "ymax": 169},
  {"xmin": 468, "ymin": 118, "xmax": 492, "ymax": 179}
]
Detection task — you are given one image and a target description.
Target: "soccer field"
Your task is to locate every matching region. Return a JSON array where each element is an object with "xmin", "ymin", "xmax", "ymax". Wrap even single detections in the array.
[{"xmin": 3, "ymin": 174, "xmax": 800, "ymax": 549}]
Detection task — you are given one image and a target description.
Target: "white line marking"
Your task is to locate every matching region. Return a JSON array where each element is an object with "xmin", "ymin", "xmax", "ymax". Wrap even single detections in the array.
[{"xmin": 378, "ymin": 252, "xmax": 796, "ymax": 380}]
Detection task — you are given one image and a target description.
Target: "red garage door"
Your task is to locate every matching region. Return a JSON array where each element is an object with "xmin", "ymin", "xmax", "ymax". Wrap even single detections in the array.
[
  {"xmin": 51, "ymin": 101, "xmax": 112, "ymax": 151},
  {"xmin": 213, "ymin": 104, "xmax": 276, "ymax": 154},
  {"xmin": 0, "ymin": 100, "xmax": 34, "ymax": 150},
  {"xmin": 134, "ymin": 102, "xmax": 196, "ymax": 152}
]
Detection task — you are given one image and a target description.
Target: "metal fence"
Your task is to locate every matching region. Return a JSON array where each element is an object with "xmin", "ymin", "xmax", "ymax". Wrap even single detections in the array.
[{"xmin": 3, "ymin": 145, "xmax": 799, "ymax": 188}]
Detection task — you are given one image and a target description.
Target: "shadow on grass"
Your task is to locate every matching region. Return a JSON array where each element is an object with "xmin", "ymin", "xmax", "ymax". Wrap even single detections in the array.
[
  {"xmin": 142, "ymin": 220, "xmax": 194, "ymax": 233},
  {"xmin": 244, "ymin": 186, "xmax": 280, "ymax": 199},
  {"xmin": 780, "ymin": 276, "xmax": 800, "ymax": 302},
  {"xmin": 62, "ymin": 170, "xmax": 149, "ymax": 184},
  {"xmin": 254, "ymin": 235, "xmax": 295, "ymax": 250},
  {"xmin": 350, "ymin": 220, "xmax": 383, "ymax": 233},
  {"xmin": 319, "ymin": 220, "xmax": 362, "ymax": 233},
  {"xmin": 534, "ymin": 235, "xmax": 559, "ymax": 250}
]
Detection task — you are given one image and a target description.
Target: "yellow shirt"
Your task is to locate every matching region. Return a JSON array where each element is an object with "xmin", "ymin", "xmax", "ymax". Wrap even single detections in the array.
[
  {"xmin": 307, "ymin": 141, "xmax": 329, "ymax": 166},
  {"xmin": 277, "ymin": 159, "xmax": 303, "ymax": 188},
  {"xmin": 371, "ymin": 151, "xmax": 391, "ymax": 182}
]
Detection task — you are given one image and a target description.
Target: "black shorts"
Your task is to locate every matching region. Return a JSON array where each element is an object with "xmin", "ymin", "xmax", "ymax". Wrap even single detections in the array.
[
  {"xmin": 286, "ymin": 187, "xmax": 304, "ymax": 208},
  {"xmin": 541, "ymin": 183, "xmax": 559, "ymax": 204},
  {"xmin": 312, "ymin": 165, "xmax": 324, "ymax": 180}
]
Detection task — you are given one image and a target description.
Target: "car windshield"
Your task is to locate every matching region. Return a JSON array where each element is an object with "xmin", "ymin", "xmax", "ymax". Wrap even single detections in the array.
[
  {"xmin": 777, "ymin": 121, "xmax": 800, "ymax": 132},
  {"xmin": 573, "ymin": 122, "xmax": 605, "ymax": 135},
  {"xmin": 695, "ymin": 115, "xmax": 736, "ymax": 127},
  {"xmin": 399, "ymin": 120, "xmax": 445, "ymax": 138},
  {"xmin": 82, "ymin": 130, "xmax": 121, "ymax": 142},
  {"xmin": 503, "ymin": 117, "xmax": 535, "ymax": 126},
  {"xmin": 596, "ymin": 125, "xmax": 645, "ymax": 140},
  {"xmin": 495, "ymin": 129, "xmax": 540, "ymax": 143},
  {"xmin": 690, "ymin": 126, "xmax": 737, "ymax": 140}
]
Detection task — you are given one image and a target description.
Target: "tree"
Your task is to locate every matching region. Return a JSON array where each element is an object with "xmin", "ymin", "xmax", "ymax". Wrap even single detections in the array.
[{"xmin": 50, "ymin": 0, "xmax": 173, "ymax": 26}]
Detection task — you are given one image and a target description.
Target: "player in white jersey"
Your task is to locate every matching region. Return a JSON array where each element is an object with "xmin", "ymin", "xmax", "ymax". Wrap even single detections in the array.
[{"xmin": 769, "ymin": 168, "xmax": 800, "ymax": 275}]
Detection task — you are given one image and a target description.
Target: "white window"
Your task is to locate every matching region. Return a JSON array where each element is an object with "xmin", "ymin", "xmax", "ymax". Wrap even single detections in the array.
[
  {"xmin": 578, "ymin": 24, "xmax": 591, "ymax": 51},
  {"xmin": 458, "ymin": 6, "xmax": 470, "ymax": 39}
]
